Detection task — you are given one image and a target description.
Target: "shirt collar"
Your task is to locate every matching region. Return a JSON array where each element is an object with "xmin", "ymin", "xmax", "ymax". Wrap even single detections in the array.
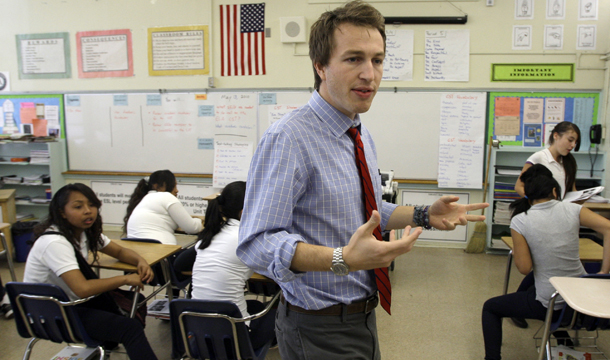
[
  {"xmin": 543, "ymin": 148, "xmax": 560, "ymax": 164},
  {"xmin": 308, "ymin": 90, "xmax": 361, "ymax": 138}
]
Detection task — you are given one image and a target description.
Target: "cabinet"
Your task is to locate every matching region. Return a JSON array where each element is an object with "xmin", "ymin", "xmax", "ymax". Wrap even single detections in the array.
[
  {"xmin": 0, "ymin": 140, "xmax": 67, "ymax": 221},
  {"xmin": 486, "ymin": 146, "xmax": 605, "ymax": 251}
]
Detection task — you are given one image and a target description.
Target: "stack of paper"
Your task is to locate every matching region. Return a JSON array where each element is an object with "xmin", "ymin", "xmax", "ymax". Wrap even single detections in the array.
[
  {"xmin": 30, "ymin": 196, "xmax": 51, "ymax": 204},
  {"xmin": 493, "ymin": 201, "xmax": 512, "ymax": 225},
  {"xmin": 29, "ymin": 149, "xmax": 50, "ymax": 164},
  {"xmin": 23, "ymin": 174, "xmax": 46, "ymax": 186},
  {"xmin": 147, "ymin": 299, "xmax": 170, "ymax": 317},
  {"xmin": 563, "ymin": 186, "xmax": 604, "ymax": 203},
  {"xmin": 584, "ymin": 195, "xmax": 610, "ymax": 203},
  {"xmin": 1, "ymin": 175, "xmax": 22, "ymax": 184},
  {"xmin": 16, "ymin": 213, "xmax": 35, "ymax": 221},
  {"xmin": 51, "ymin": 345, "xmax": 99, "ymax": 360},
  {"xmin": 494, "ymin": 182, "xmax": 520, "ymax": 201}
]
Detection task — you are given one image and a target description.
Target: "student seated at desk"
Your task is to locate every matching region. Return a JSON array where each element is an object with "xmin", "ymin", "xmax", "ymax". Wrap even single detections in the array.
[
  {"xmin": 124, "ymin": 169, "xmax": 203, "ymax": 245},
  {"xmin": 482, "ymin": 165, "xmax": 610, "ymax": 360},
  {"xmin": 23, "ymin": 183, "xmax": 158, "ymax": 360},
  {"xmin": 191, "ymin": 181, "xmax": 276, "ymax": 350}
]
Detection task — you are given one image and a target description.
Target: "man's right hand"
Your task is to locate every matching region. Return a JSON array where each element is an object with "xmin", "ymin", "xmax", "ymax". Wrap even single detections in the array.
[{"xmin": 343, "ymin": 210, "xmax": 421, "ymax": 271}]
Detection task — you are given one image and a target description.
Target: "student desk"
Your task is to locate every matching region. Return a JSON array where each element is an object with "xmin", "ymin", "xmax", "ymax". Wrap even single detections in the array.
[
  {"xmin": 90, "ymin": 239, "xmax": 183, "ymax": 317},
  {"xmin": 500, "ymin": 236, "xmax": 603, "ymax": 295},
  {"xmin": 538, "ymin": 276, "xmax": 610, "ymax": 360}
]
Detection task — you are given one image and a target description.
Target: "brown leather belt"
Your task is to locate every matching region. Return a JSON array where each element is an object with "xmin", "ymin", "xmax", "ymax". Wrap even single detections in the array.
[{"xmin": 280, "ymin": 293, "xmax": 378, "ymax": 316}]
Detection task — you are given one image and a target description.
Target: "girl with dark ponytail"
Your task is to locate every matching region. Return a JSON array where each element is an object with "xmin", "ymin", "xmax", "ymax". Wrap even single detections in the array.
[
  {"xmin": 124, "ymin": 169, "xmax": 202, "ymax": 245},
  {"xmin": 191, "ymin": 181, "xmax": 276, "ymax": 350},
  {"xmin": 482, "ymin": 164, "xmax": 610, "ymax": 360}
]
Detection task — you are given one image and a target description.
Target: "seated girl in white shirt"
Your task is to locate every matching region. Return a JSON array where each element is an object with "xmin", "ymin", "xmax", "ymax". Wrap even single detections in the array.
[
  {"xmin": 24, "ymin": 183, "xmax": 158, "ymax": 360},
  {"xmin": 191, "ymin": 181, "xmax": 276, "ymax": 350},
  {"xmin": 124, "ymin": 169, "xmax": 203, "ymax": 245}
]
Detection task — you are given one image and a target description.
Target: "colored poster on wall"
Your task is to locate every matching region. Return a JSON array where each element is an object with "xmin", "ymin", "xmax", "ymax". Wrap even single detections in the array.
[
  {"xmin": 0, "ymin": 95, "xmax": 64, "ymax": 138},
  {"xmin": 148, "ymin": 26, "xmax": 210, "ymax": 76},
  {"xmin": 76, "ymin": 29, "xmax": 133, "ymax": 78},
  {"xmin": 488, "ymin": 92, "xmax": 599, "ymax": 148},
  {"xmin": 15, "ymin": 32, "xmax": 71, "ymax": 79}
]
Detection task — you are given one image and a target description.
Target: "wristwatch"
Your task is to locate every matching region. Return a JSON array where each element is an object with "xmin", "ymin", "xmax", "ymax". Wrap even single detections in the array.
[{"xmin": 330, "ymin": 247, "xmax": 350, "ymax": 276}]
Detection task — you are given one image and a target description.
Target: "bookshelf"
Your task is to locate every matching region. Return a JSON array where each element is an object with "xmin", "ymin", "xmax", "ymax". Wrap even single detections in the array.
[
  {"xmin": 486, "ymin": 145, "xmax": 605, "ymax": 252},
  {"xmin": 0, "ymin": 139, "xmax": 67, "ymax": 221}
]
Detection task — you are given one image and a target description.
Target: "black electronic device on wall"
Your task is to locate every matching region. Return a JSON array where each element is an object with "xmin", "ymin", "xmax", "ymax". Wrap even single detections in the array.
[{"xmin": 590, "ymin": 124, "xmax": 602, "ymax": 144}]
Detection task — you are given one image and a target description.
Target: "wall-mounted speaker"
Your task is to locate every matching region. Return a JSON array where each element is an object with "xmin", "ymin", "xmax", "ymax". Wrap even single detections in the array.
[{"xmin": 280, "ymin": 16, "xmax": 306, "ymax": 43}]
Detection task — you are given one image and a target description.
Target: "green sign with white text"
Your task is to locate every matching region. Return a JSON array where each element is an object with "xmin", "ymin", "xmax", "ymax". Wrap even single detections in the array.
[{"xmin": 491, "ymin": 64, "xmax": 574, "ymax": 82}]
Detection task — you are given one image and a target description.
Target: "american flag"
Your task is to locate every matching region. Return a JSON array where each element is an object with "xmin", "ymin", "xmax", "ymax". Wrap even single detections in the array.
[{"xmin": 220, "ymin": 3, "xmax": 266, "ymax": 76}]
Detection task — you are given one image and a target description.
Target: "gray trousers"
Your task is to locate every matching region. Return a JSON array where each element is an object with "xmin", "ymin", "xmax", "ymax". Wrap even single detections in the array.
[{"xmin": 275, "ymin": 301, "xmax": 381, "ymax": 360}]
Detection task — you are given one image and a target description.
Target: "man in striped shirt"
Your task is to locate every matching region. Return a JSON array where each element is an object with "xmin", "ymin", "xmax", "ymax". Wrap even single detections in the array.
[{"xmin": 238, "ymin": 1, "xmax": 488, "ymax": 359}]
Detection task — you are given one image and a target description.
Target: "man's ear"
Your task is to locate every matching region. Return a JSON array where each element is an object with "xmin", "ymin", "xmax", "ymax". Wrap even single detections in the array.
[{"xmin": 314, "ymin": 62, "xmax": 326, "ymax": 81}]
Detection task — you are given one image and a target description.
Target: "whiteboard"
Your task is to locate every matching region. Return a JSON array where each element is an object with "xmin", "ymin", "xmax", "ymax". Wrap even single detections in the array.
[
  {"xmin": 65, "ymin": 92, "xmax": 258, "ymax": 174},
  {"xmin": 65, "ymin": 90, "xmax": 487, "ymax": 181}
]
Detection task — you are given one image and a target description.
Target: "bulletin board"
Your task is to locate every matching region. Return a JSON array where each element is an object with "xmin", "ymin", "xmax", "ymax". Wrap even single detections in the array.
[
  {"xmin": 487, "ymin": 92, "xmax": 599, "ymax": 149},
  {"xmin": 0, "ymin": 94, "xmax": 65, "ymax": 138}
]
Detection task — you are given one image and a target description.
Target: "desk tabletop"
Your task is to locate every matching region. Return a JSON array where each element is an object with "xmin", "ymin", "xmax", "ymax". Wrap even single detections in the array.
[
  {"xmin": 550, "ymin": 276, "xmax": 610, "ymax": 318},
  {"xmin": 90, "ymin": 239, "xmax": 182, "ymax": 271},
  {"xmin": 501, "ymin": 236, "xmax": 603, "ymax": 262},
  {"xmin": 583, "ymin": 202, "xmax": 610, "ymax": 211}
]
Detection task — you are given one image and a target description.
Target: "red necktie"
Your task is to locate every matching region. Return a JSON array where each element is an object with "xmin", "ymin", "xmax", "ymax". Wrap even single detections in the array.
[{"xmin": 347, "ymin": 126, "xmax": 391, "ymax": 315}]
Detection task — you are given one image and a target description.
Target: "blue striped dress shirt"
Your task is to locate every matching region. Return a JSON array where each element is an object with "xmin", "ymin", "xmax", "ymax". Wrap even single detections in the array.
[{"xmin": 237, "ymin": 91, "xmax": 398, "ymax": 310}]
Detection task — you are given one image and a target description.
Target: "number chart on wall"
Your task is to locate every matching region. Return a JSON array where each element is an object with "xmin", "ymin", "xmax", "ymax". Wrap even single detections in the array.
[{"xmin": 487, "ymin": 92, "xmax": 599, "ymax": 150}]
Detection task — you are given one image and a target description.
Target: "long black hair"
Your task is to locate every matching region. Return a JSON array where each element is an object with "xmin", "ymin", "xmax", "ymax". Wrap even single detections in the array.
[
  {"xmin": 33, "ymin": 183, "xmax": 105, "ymax": 263},
  {"xmin": 510, "ymin": 164, "xmax": 561, "ymax": 219},
  {"xmin": 549, "ymin": 121, "xmax": 580, "ymax": 194},
  {"xmin": 198, "ymin": 181, "xmax": 246, "ymax": 251},
  {"xmin": 123, "ymin": 169, "xmax": 177, "ymax": 234}
]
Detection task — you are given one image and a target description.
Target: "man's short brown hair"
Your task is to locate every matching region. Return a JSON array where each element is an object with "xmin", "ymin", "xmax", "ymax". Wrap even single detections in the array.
[{"xmin": 309, "ymin": 0, "xmax": 386, "ymax": 91}]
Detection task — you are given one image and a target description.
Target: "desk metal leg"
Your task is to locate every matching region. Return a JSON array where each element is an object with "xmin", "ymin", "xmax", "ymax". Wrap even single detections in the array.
[
  {"xmin": 0, "ymin": 233, "xmax": 16, "ymax": 282},
  {"xmin": 503, "ymin": 249, "xmax": 513, "ymax": 295},
  {"xmin": 538, "ymin": 292, "xmax": 559, "ymax": 360},
  {"xmin": 160, "ymin": 258, "xmax": 173, "ymax": 302},
  {"xmin": 129, "ymin": 287, "xmax": 139, "ymax": 319}
]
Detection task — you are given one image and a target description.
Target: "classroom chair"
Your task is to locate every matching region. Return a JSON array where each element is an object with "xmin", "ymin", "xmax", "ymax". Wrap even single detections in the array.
[
  {"xmin": 5, "ymin": 282, "xmax": 105, "ymax": 360},
  {"xmin": 121, "ymin": 237, "xmax": 191, "ymax": 299},
  {"xmin": 170, "ymin": 291, "xmax": 280, "ymax": 360},
  {"xmin": 535, "ymin": 274, "xmax": 610, "ymax": 360}
]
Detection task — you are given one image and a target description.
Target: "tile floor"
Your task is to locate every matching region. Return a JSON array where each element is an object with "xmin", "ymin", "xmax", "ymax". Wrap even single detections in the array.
[{"xmin": 1, "ymin": 238, "xmax": 608, "ymax": 359}]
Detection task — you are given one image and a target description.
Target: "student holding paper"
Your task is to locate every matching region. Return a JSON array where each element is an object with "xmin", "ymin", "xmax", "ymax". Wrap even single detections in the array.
[
  {"xmin": 482, "ymin": 164, "xmax": 610, "ymax": 360},
  {"xmin": 514, "ymin": 121, "xmax": 581, "ymax": 199}
]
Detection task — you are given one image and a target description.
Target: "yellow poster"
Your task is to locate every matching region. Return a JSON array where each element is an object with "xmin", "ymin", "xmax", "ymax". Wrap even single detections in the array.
[{"xmin": 148, "ymin": 25, "xmax": 209, "ymax": 76}]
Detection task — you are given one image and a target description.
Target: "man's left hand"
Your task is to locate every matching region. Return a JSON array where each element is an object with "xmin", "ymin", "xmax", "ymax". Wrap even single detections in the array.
[{"xmin": 429, "ymin": 195, "xmax": 489, "ymax": 230}]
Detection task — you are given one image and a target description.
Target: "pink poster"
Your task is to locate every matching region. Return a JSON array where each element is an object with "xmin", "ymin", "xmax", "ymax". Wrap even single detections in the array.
[{"xmin": 76, "ymin": 29, "xmax": 133, "ymax": 78}]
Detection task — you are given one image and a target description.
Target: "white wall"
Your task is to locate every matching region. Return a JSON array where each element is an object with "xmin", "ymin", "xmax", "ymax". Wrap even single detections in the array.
[{"xmin": 1, "ymin": 0, "xmax": 608, "ymax": 92}]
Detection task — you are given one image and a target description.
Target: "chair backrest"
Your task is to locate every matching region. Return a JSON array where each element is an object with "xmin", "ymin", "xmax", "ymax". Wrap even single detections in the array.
[
  {"xmin": 6, "ymin": 282, "xmax": 102, "ymax": 348},
  {"xmin": 170, "ymin": 299, "xmax": 257, "ymax": 360}
]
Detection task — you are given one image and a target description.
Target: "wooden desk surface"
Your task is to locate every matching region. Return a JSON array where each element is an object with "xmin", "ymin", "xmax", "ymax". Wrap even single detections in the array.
[
  {"xmin": 550, "ymin": 276, "xmax": 610, "ymax": 318},
  {"xmin": 501, "ymin": 236, "xmax": 603, "ymax": 262},
  {"xmin": 583, "ymin": 202, "xmax": 610, "ymax": 211},
  {"xmin": 90, "ymin": 239, "xmax": 182, "ymax": 271}
]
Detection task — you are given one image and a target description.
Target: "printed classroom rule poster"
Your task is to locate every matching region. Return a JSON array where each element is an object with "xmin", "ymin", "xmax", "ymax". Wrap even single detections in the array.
[{"xmin": 76, "ymin": 29, "xmax": 133, "ymax": 78}]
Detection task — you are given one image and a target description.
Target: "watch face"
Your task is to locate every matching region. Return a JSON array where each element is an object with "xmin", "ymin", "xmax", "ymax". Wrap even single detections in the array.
[
  {"xmin": 331, "ymin": 263, "xmax": 349, "ymax": 276},
  {"xmin": 0, "ymin": 73, "xmax": 6, "ymax": 91}
]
